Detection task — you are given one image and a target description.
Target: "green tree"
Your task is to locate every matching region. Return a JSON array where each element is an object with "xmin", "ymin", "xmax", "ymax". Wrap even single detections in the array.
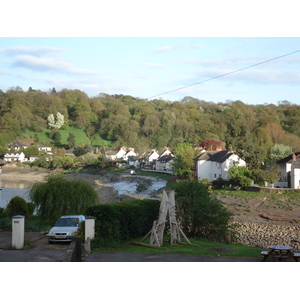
[
  {"xmin": 74, "ymin": 146, "xmax": 88, "ymax": 157},
  {"xmin": 53, "ymin": 131, "xmax": 62, "ymax": 143},
  {"xmin": 23, "ymin": 146, "xmax": 39, "ymax": 158},
  {"xmin": 172, "ymin": 143, "xmax": 198, "ymax": 179},
  {"xmin": 172, "ymin": 180, "xmax": 233, "ymax": 241},
  {"xmin": 5, "ymin": 196, "xmax": 29, "ymax": 217},
  {"xmin": 67, "ymin": 132, "xmax": 76, "ymax": 149},
  {"xmin": 229, "ymin": 165, "xmax": 253, "ymax": 187},
  {"xmin": 268, "ymin": 144, "xmax": 292, "ymax": 164},
  {"xmin": 29, "ymin": 174, "xmax": 98, "ymax": 220}
]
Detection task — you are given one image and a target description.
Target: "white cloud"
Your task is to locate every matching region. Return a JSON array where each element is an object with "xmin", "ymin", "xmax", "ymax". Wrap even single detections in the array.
[
  {"xmin": 153, "ymin": 46, "xmax": 171, "ymax": 53},
  {"xmin": 12, "ymin": 55, "xmax": 100, "ymax": 75},
  {"xmin": 0, "ymin": 46, "xmax": 64, "ymax": 57}
]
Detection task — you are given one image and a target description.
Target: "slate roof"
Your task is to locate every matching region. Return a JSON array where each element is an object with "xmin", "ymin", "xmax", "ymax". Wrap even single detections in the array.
[
  {"xmin": 194, "ymin": 150, "xmax": 233, "ymax": 163},
  {"xmin": 276, "ymin": 152, "xmax": 300, "ymax": 164}
]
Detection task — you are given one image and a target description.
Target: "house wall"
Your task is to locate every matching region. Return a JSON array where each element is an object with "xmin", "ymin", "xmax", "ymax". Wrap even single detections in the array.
[
  {"xmin": 221, "ymin": 154, "xmax": 246, "ymax": 180},
  {"xmin": 196, "ymin": 161, "xmax": 216, "ymax": 181},
  {"xmin": 291, "ymin": 166, "xmax": 300, "ymax": 189},
  {"xmin": 196, "ymin": 154, "xmax": 246, "ymax": 182}
]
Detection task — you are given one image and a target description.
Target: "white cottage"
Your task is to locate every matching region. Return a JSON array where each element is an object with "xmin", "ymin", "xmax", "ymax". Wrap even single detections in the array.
[
  {"xmin": 276, "ymin": 152, "xmax": 300, "ymax": 188},
  {"xmin": 194, "ymin": 150, "xmax": 246, "ymax": 182},
  {"xmin": 4, "ymin": 152, "xmax": 26, "ymax": 162}
]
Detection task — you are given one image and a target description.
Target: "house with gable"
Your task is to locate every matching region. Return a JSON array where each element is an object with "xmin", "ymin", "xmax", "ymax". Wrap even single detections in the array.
[
  {"xmin": 104, "ymin": 147, "xmax": 127, "ymax": 161},
  {"xmin": 193, "ymin": 150, "xmax": 246, "ymax": 182},
  {"xmin": 152, "ymin": 147, "xmax": 175, "ymax": 172},
  {"xmin": 123, "ymin": 148, "xmax": 137, "ymax": 161},
  {"xmin": 4, "ymin": 152, "xmax": 26, "ymax": 162},
  {"xmin": 276, "ymin": 152, "xmax": 300, "ymax": 188},
  {"xmin": 7, "ymin": 141, "xmax": 28, "ymax": 151},
  {"xmin": 37, "ymin": 144, "xmax": 52, "ymax": 154}
]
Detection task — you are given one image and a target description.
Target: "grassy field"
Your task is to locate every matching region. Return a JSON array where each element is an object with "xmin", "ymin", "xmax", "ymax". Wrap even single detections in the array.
[
  {"xmin": 22, "ymin": 127, "xmax": 111, "ymax": 147},
  {"xmin": 92, "ymin": 236, "xmax": 264, "ymax": 259}
]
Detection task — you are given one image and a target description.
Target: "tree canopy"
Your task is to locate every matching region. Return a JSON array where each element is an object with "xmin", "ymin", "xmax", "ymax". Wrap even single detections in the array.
[
  {"xmin": 1, "ymin": 88, "xmax": 300, "ymax": 170},
  {"xmin": 29, "ymin": 174, "xmax": 99, "ymax": 220}
]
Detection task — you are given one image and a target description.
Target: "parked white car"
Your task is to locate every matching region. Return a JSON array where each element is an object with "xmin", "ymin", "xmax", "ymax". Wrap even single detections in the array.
[{"xmin": 47, "ymin": 215, "xmax": 85, "ymax": 243}]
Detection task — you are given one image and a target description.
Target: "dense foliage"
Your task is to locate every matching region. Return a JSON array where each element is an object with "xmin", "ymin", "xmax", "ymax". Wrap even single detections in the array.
[
  {"xmin": 29, "ymin": 174, "xmax": 98, "ymax": 220},
  {"xmin": 5, "ymin": 196, "xmax": 34, "ymax": 217},
  {"xmin": 86, "ymin": 199, "xmax": 160, "ymax": 247},
  {"xmin": 1, "ymin": 88, "xmax": 300, "ymax": 158},
  {"xmin": 172, "ymin": 180, "xmax": 233, "ymax": 242}
]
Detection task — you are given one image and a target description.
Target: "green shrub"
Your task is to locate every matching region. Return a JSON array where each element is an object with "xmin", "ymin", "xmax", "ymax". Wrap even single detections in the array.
[
  {"xmin": 5, "ymin": 196, "xmax": 29, "ymax": 217},
  {"xmin": 0, "ymin": 207, "xmax": 6, "ymax": 218},
  {"xmin": 86, "ymin": 199, "xmax": 160, "ymax": 247},
  {"xmin": 26, "ymin": 202, "xmax": 35, "ymax": 216},
  {"xmin": 172, "ymin": 180, "xmax": 234, "ymax": 242}
]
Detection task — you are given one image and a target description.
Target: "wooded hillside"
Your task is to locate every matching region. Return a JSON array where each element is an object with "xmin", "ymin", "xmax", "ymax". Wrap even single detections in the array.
[{"xmin": 1, "ymin": 87, "xmax": 300, "ymax": 171}]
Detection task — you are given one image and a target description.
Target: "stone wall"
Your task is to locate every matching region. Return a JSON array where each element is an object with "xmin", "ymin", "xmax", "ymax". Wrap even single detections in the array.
[
  {"xmin": 233, "ymin": 222, "xmax": 300, "ymax": 250},
  {"xmin": 244, "ymin": 186, "xmax": 300, "ymax": 193}
]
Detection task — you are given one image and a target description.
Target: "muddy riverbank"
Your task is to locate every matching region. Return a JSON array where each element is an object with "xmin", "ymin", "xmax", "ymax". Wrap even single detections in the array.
[{"xmin": 1, "ymin": 169, "xmax": 167, "ymax": 204}]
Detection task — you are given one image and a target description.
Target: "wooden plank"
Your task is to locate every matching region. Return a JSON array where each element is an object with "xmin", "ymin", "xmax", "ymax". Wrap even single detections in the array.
[{"xmin": 131, "ymin": 241, "xmax": 167, "ymax": 249}]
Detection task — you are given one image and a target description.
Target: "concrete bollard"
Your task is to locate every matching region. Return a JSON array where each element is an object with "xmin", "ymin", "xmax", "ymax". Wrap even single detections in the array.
[
  {"xmin": 12, "ymin": 215, "xmax": 25, "ymax": 249},
  {"xmin": 85, "ymin": 216, "xmax": 95, "ymax": 241}
]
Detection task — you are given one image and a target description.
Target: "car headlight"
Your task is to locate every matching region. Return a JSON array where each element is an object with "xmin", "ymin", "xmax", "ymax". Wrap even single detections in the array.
[
  {"xmin": 67, "ymin": 232, "xmax": 74, "ymax": 235},
  {"xmin": 48, "ymin": 231, "xmax": 55, "ymax": 235}
]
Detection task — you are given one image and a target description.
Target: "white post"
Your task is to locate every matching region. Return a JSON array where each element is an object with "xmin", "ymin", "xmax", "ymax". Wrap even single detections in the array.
[
  {"xmin": 85, "ymin": 216, "xmax": 95, "ymax": 240},
  {"xmin": 12, "ymin": 215, "xmax": 25, "ymax": 249}
]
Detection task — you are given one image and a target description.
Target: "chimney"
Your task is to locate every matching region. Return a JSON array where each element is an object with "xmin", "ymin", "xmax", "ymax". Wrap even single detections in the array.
[{"xmin": 292, "ymin": 153, "xmax": 296, "ymax": 161}]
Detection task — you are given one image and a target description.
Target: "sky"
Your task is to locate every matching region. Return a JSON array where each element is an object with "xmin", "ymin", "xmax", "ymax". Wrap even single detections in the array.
[
  {"xmin": 1, "ymin": 2, "xmax": 300, "ymax": 107},
  {"xmin": 1, "ymin": 37, "xmax": 300, "ymax": 106}
]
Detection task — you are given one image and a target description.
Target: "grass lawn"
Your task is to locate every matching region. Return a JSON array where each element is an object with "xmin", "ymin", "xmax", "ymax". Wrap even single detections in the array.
[{"xmin": 92, "ymin": 236, "xmax": 264, "ymax": 260}]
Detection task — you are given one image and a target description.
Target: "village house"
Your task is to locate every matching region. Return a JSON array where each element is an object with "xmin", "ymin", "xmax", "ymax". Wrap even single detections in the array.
[
  {"xmin": 276, "ymin": 152, "xmax": 300, "ymax": 188},
  {"xmin": 123, "ymin": 148, "xmax": 137, "ymax": 161},
  {"xmin": 3, "ymin": 152, "xmax": 26, "ymax": 162},
  {"xmin": 37, "ymin": 144, "xmax": 52, "ymax": 153},
  {"xmin": 154, "ymin": 154, "xmax": 176, "ymax": 172},
  {"xmin": 193, "ymin": 150, "xmax": 246, "ymax": 182},
  {"xmin": 104, "ymin": 147, "xmax": 127, "ymax": 161},
  {"xmin": 151, "ymin": 148, "xmax": 175, "ymax": 172},
  {"xmin": 7, "ymin": 141, "xmax": 28, "ymax": 151}
]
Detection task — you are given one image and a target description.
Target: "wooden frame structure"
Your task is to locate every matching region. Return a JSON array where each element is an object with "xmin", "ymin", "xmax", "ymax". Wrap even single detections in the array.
[{"xmin": 133, "ymin": 190, "xmax": 199, "ymax": 248}]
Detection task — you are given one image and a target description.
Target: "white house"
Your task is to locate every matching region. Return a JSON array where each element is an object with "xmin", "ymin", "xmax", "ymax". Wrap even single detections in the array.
[
  {"xmin": 154, "ymin": 154, "xmax": 175, "ymax": 172},
  {"xmin": 104, "ymin": 147, "xmax": 127, "ymax": 161},
  {"xmin": 4, "ymin": 152, "xmax": 26, "ymax": 162},
  {"xmin": 276, "ymin": 152, "xmax": 300, "ymax": 188},
  {"xmin": 37, "ymin": 144, "xmax": 52, "ymax": 153},
  {"xmin": 194, "ymin": 150, "xmax": 246, "ymax": 182},
  {"xmin": 123, "ymin": 148, "xmax": 137, "ymax": 161},
  {"xmin": 148, "ymin": 150, "xmax": 160, "ymax": 163},
  {"xmin": 7, "ymin": 141, "xmax": 28, "ymax": 151},
  {"xmin": 159, "ymin": 147, "xmax": 173, "ymax": 158}
]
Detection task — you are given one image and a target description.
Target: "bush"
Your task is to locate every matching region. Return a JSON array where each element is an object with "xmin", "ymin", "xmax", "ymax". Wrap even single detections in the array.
[
  {"xmin": 86, "ymin": 199, "xmax": 160, "ymax": 247},
  {"xmin": 5, "ymin": 196, "xmax": 29, "ymax": 217},
  {"xmin": 26, "ymin": 202, "xmax": 35, "ymax": 216},
  {"xmin": 172, "ymin": 180, "xmax": 233, "ymax": 242}
]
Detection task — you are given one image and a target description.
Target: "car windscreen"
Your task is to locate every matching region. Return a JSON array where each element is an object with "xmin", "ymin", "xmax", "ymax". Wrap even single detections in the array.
[{"xmin": 54, "ymin": 218, "xmax": 79, "ymax": 227}]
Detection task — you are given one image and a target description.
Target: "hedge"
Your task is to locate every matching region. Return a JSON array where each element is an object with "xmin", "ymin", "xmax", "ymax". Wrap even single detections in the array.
[{"xmin": 86, "ymin": 199, "xmax": 160, "ymax": 247}]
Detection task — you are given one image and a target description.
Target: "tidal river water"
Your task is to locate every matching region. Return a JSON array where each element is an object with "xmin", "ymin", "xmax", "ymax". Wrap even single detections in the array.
[
  {"xmin": 0, "ymin": 175, "xmax": 167, "ymax": 209},
  {"xmin": 0, "ymin": 181, "xmax": 32, "ymax": 209}
]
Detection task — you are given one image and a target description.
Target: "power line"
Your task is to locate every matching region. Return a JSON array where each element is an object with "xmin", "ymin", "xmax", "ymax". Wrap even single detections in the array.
[{"xmin": 147, "ymin": 49, "xmax": 300, "ymax": 99}]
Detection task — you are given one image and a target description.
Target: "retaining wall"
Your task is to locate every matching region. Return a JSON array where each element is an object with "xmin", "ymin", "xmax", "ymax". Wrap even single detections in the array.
[
  {"xmin": 244, "ymin": 186, "xmax": 300, "ymax": 193},
  {"xmin": 233, "ymin": 222, "xmax": 300, "ymax": 250}
]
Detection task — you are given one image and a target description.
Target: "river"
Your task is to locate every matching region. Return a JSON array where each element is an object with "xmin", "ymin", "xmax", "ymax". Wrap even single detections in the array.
[
  {"xmin": 0, "ymin": 175, "xmax": 167, "ymax": 209},
  {"xmin": 0, "ymin": 181, "xmax": 32, "ymax": 209}
]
